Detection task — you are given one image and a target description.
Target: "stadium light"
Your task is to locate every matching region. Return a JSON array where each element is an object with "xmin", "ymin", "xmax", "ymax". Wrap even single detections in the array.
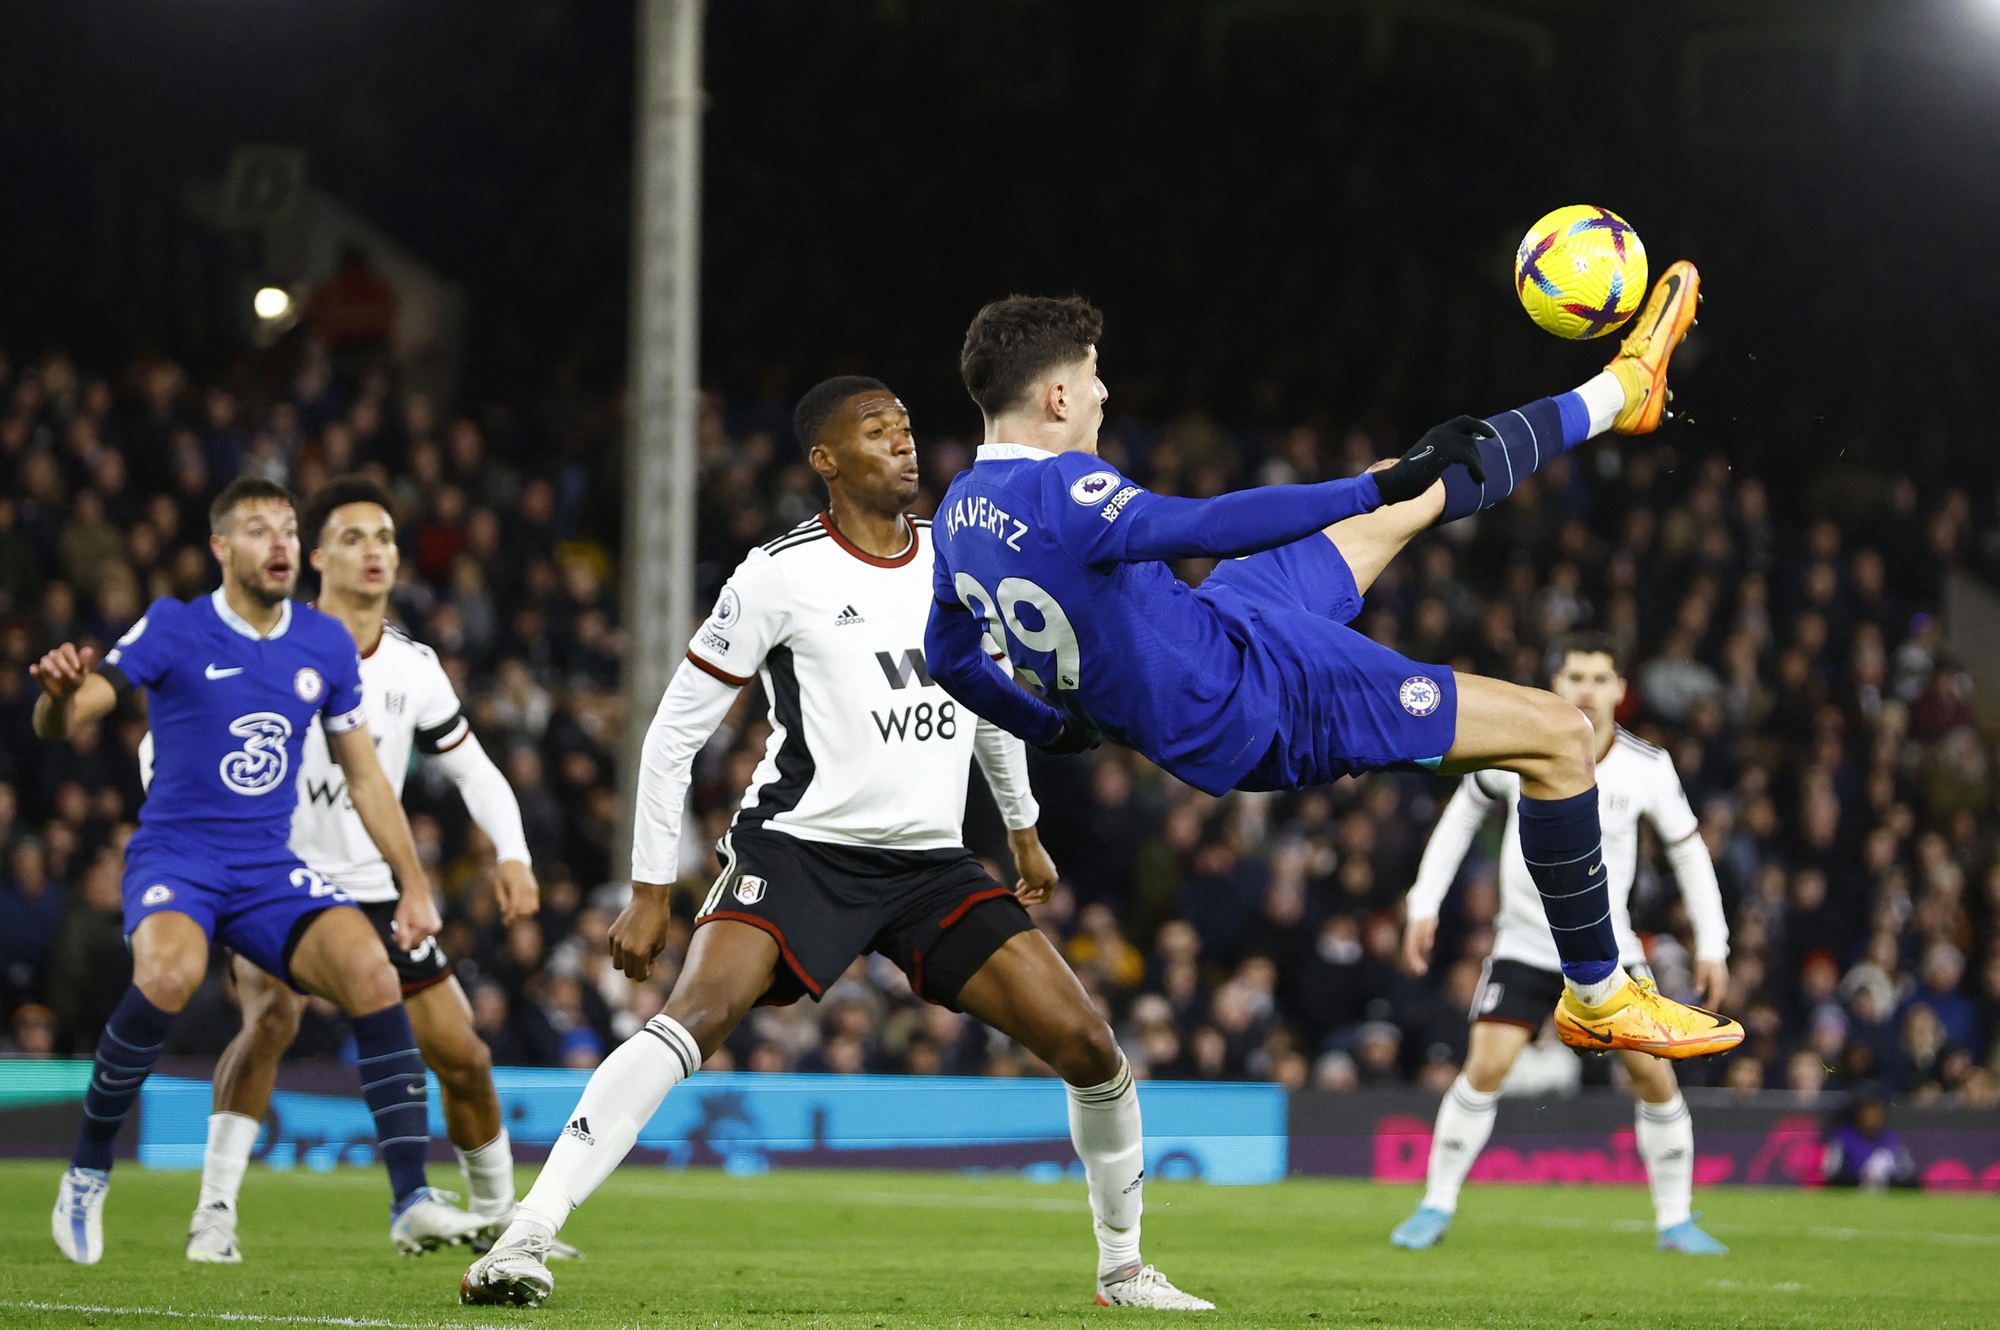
[{"xmin": 253, "ymin": 286, "xmax": 292, "ymax": 321}]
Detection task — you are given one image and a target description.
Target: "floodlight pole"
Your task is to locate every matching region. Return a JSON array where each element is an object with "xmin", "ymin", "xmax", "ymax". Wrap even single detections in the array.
[{"xmin": 617, "ymin": 0, "xmax": 705, "ymax": 886}]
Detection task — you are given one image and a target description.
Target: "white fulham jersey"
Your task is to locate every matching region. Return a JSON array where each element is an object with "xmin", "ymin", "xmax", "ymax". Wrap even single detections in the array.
[
  {"xmin": 1407, "ymin": 728, "xmax": 1722, "ymax": 971},
  {"xmin": 681, "ymin": 512, "xmax": 1029, "ymax": 852},
  {"xmin": 289, "ymin": 622, "xmax": 470, "ymax": 902}
]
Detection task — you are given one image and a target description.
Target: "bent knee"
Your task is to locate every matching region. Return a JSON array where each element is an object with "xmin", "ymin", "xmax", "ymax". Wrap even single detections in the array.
[
  {"xmin": 1532, "ymin": 697, "xmax": 1597, "ymax": 782},
  {"xmin": 341, "ymin": 961, "xmax": 405, "ymax": 1017},
  {"xmin": 1057, "ymin": 1019, "xmax": 1125, "ymax": 1088}
]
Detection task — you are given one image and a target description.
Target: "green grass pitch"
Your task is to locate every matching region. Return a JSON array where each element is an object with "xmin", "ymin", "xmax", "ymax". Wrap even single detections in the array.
[{"xmin": 3, "ymin": 1161, "xmax": 1997, "ymax": 1328}]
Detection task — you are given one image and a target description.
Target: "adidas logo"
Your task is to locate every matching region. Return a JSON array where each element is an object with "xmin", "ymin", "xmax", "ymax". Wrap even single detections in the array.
[
  {"xmin": 564, "ymin": 1116, "xmax": 595, "ymax": 1145},
  {"xmin": 834, "ymin": 605, "xmax": 865, "ymax": 626}
]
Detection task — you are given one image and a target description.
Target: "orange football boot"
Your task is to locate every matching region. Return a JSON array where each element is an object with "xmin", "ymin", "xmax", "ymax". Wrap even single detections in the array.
[
  {"xmin": 1555, "ymin": 974, "xmax": 1743, "ymax": 1060},
  {"xmin": 1604, "ymin": 259, "xmax": 1701, "ymax": 435}
]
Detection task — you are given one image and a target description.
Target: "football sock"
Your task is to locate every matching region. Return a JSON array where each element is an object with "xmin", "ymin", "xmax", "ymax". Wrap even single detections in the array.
[
  {"xmin": 198, "ymin": 1112, "xmax": 261, "ymax": 1212},
  {"xmin": 1421, "ymin": 1075, "xmax": 1500, "ymax": 1215},
  {"xmin": 1433, "ymin": 376, "xmax": 1621, "ymax": 525},
  {"xmin": 1636, "ymin": 1094, "xmax": 1696, "ymax": 1230},
  {"xmin": 351, "ymin": 1006, "xmax": 432, "ymax": 1205},
  {"xmin": 1067, "ymin": 1055, "xmax": 1144, "ymax": 1277},
  {"xmin": 73, "ymin": 987, "xmax": 176, "ymax": 1174},
  {"xmin": 1515, "ymin": 789, "xmax": 1626, "ymax": 998},
  {"xmin": 509, "ymin": 1015, "xmax": 699, "ymax": 1241},
  {"xmin": 457, "ymin": 1128, "xmax": 518, "ymax": 1220}
]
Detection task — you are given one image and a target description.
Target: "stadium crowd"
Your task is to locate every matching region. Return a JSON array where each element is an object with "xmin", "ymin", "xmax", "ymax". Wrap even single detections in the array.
[{"xmin": 3, "ymin": 343, "xmax": 2000, "ymax": 1110}]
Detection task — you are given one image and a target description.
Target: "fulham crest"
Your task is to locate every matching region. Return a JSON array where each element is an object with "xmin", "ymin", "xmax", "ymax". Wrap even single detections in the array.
[{"xmin": 734, "ymin": 874, "xmax": 768, "ymax": 905}]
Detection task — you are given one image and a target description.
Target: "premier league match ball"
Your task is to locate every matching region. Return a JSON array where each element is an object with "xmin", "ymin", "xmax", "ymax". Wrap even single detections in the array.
[{"xmin": 1513, "ymin": 205, "xmax": 1647, "ymax": 340}]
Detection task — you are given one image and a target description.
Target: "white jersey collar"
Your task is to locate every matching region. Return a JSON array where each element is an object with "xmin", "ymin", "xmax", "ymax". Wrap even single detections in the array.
[
  {"xmin": 976, "ymin": 442, "xmax": 1057, "ymax": 463},
  {"xmin": 210, "ymin": 587, "xmax": 292, "ymax": 639}
]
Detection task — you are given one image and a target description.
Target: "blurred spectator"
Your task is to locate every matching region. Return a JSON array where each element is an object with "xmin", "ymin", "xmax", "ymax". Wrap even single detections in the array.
[{"xmin": 1822, "ymin": 1091, "xmax": 1920, "ymax": 1189}]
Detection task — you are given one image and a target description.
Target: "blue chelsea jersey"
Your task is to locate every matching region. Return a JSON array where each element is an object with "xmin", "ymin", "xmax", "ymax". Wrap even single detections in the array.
[
  {"xmin": 103, "ymin": 591, "xmax": 365, "ymax": 854},
  {"xmin": 929, "ymin": 445, "xmax": 1281, "ymax": 794}
]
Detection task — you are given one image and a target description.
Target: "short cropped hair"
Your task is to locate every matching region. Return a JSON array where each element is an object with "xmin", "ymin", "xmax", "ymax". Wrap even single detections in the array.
[
  {"xmin": 1554, "ymin": 630, "xmax": 1625, "ymax": 678},
  {"xmin": 300, "ymin": 475, "xmax": 397, "ymax": 550},
  {"xmin": 792, "ymin": 375, "xmax": 890, "ymax": 459},
  {"xmin": 959, "ymin": 295, "xmax": 1104, "ymax": 418},
  {"xmin": 209, "ymin": 476, "xmax": 297, "ymax": 534}
]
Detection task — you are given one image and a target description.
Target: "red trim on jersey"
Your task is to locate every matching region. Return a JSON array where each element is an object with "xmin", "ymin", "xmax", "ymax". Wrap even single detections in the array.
[
  {"xmin": 818, "ymin": 510, "xmax": 920, "ymax": 568},
  {"xmin": 400, "ymin": 969, "xmax": 457, "ymax": 999},
  {"xmin": 696, "ymin": 910, "xmax": 820, "ymax": 997},
  {"xmin": 1473, "ymin": 1014, "xmax": 1541, "ymax": 1031},
  {"xmin": 686, "ymin": 650, "xmax": 753, "ymax": 688},
  {"xmin": 431, "ymin": 722, "xmax": 472, "ymax": 754}
]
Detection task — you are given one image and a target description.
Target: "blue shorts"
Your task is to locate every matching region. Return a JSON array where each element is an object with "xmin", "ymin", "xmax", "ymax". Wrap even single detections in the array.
[
  {"xmin": 122, "ymin": 835, "xmax": 357, "ymax": 989},
  {"xmin": 1199, "ymin": 536, "xmax": 1458, "ymax": 789}
]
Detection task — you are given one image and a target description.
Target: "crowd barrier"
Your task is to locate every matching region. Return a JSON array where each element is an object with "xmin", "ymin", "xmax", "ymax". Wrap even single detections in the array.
[{"xmin": 3, "ymin": 1060, "xmax": 1997, "ymax": 1190}]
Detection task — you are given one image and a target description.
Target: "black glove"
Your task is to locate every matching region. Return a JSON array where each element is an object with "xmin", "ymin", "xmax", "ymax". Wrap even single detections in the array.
[
  {"xmin": 1373, "ymin": 415, "xmax": 1493, "ymax": 505},
  {"xmin": 1035, "ymin": 712, "xmax": 1103, "ymax": 756}
]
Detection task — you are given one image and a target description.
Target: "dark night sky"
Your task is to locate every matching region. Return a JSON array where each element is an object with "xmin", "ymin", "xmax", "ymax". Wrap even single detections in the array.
[{"xmin": 4, "ymin": 0, "xmax": 1999, "ymax": 491}]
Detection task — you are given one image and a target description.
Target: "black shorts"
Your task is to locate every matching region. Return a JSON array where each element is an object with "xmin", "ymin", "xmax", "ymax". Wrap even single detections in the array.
[
  {"xmin": 360, "ymin": 898, "xmax": 454, "ymax": 997},
  {"xmin": 1471, "ymin": 957, "xmax": 1654, "ymax": 1029},
  {"xmin": 699, "ymin": 825, "xmax": 1033, "ymax": 1010}
]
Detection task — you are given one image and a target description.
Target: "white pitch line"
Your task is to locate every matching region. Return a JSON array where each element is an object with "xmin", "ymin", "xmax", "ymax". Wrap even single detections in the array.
[
  {"xmin": 608, "ymin": 1179, "xmax": 1089, "ymax": 1212},
  {"xmin": 0, "ymin": 1301, "xmax": 504, "ymax": 1330}
]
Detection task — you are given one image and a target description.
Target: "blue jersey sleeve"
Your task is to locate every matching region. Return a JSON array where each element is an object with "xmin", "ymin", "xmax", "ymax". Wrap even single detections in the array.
[
  {"xmin": 99, "ymin": 598, "xmax": 184, "ymax": 691},
  {"xmin": 924, "ymin": 598, "xmax": 1065, "ymax": 746},
  {"xmin": 321, "ymin": 635, "xmax": 366, "ymax": 734},
  {"xmin": 929, "ymin": 518, "xmax": 1065, "ymax": 745},
  {"xmin": 1043, "ymin": 453, "xmax": 1385, "ymax": 567}
]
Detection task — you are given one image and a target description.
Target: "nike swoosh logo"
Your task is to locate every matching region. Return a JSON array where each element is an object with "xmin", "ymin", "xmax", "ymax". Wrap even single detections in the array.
[
  {"xmin": 1578, "ymin": 1026, "xmax": 1614, "ymax": 1045},
  {"xmin": 205, "ymin": 664, "xmax": 244, "ymax": 679},
  {"xmin": 1408, "ymin": 446, "xmax": 1434, "ymax": 460},
  {"xmin": 1645, "ymin": 274, "xmax": 1682, "ymax": 338}
]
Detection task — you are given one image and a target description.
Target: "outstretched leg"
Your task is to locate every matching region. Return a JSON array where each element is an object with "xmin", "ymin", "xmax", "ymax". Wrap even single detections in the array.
[
  {"xmin": 55, "ymin": 910, "xmax": 209, "ymax": 1265},
  {"xmin": 1328, "ymin": 260, "xmax": 1703, "ymax": 597},
  {"xmin": 462, "ymin": 919, "xmax": 776, "ymax": 1306},
  {"xmin": 956, "ymin": 930, "xmax": 1213, "ymax": 1311}
]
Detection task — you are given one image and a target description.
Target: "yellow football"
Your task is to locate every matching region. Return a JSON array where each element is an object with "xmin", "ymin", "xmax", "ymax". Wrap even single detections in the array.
[{"xmin": 1514, "ymin": 205, "xmax": 1647, "ymax": 339}]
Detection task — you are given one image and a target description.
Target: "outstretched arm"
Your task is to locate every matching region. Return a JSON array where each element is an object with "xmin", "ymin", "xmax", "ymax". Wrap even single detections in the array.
[
  {"xmin": 1063, "ymin": 417, "xmax": 1491, "ymax": 565},
  {"xmin": 924, "ymin": 598, "xmax": 1065, "ymax": 746}
]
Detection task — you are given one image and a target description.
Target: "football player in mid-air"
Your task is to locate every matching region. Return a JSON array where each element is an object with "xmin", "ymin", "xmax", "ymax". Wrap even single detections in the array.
[
  {"xmin": 1393, "ymin": 634, "xmax": 1731, "ymax": 1254},
  {"xmin": 463, "ymin": 377, "xmax": 1210, "ymax": 1310},
  {"xmin": 34, "ymin": 477, "xmax": 484, "ymax": 1264},
  {"xmin": 925, "ymin": 265, "xmax": 1742, "ymax": 1064},
  {"xmin": 184, "ymin": 476, "xmax": 562, "ymax": 1263}
]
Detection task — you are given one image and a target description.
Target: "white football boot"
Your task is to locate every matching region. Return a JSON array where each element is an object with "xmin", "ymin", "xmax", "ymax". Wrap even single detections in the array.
[
  {"xmin": 460, "ymin": 1227, "xmax": 558, "ymax": 1307},
  {"xmin": 1095, "ymin": 1262, "xmax": 1215, "ymax": 1310},
  {"xmin": 52, "ymin": 1167, "xmax": 109, "ymax": 1265},
  {"xmin": 186, "ymin": 1199, "xmax": 243, "ymax": 1263},
  {"xmin": 388, "ymin": 1187, "xmax": 487, "ymax": 1255},
  {"xmin": 472, "ymin": 1205, "xmax": 582, "ymax": 1259}
]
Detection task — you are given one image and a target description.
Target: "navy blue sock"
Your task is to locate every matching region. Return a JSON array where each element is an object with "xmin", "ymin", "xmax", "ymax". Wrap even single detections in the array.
[
  {"xmin": 73, "ymin": 987, "xmax": 177, "ymax": 1173},
  {"xmin": 1437, "ymin": 394, "xmax": 1592, "ymax": 523},
  {"xmin": 1515, "ymin": 788, "xmax": 1620, "ymax": 985},
  {"xmin": 351, "ymin": 1006, "xmax": 431, "ymax": 1204}
]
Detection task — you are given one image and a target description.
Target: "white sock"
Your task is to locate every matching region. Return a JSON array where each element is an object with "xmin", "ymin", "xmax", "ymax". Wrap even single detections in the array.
[
  {"xmin": 198, "ymin": 1112, "xmax": 260, "ymax": 1212},
  {"xmin": 504, "ymin": 1015, "xmax": 699, "ymax": 1243},
  {"xmin": 1421, "ymin": 1076, "xmax": 1499, "ymax": 1214},
  {"xmin": 1635, "ymin": 1093, "xmax": 1695, "ymax": 1230},
  {"xmin": 1566, "ymin": 964, "xmax": 1631, "ymax": 1008},
  {"xmin": 1067, "ymin": 1055, "xmax": 1144, "ymax": 1277},
  {"xmin": 456, "ymin": 1128, "xmax": 516, "ymax": 1219},
  {"xmin": 1574, "ymin": 371, "xmax": 1626, "ymax": 438}
]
